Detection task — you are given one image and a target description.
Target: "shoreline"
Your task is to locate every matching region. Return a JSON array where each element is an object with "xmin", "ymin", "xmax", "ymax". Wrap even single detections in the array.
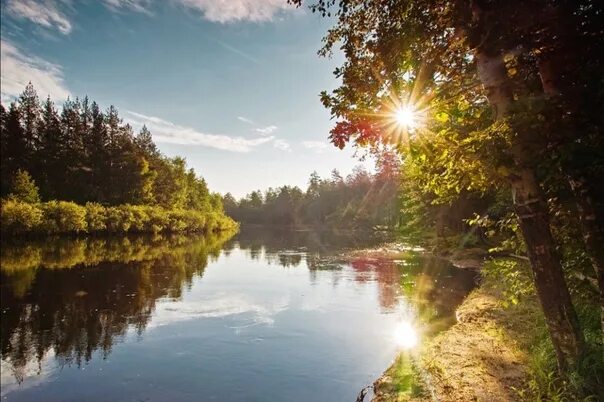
[{"xmin": 351, "ymin": 243, "xmax": 537, "ymax": 401}]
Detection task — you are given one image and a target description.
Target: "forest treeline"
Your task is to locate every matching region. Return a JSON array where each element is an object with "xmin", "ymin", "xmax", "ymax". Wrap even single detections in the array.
[
  {"xmin": 0, "ymin": 84, "xmax": 237, "ymax": 235},
  {"xmin": 223, "ymin": 154, "xmax": 400, "ymax": 228}
]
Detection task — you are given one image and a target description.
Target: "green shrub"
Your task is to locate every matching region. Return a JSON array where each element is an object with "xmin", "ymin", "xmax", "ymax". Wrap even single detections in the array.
[
  {"xmin": 40, "ymin": 201, "xmax": 87, "ymax": 234},
  {"xmin": 105, "ymin": 206, "xmax": 134, "ymax": 232},
  {"xmin": 167, "ymin": 210, "xmax": 188, "ymax": 232},
  {"xmin": 205, "ymin": 212, "xmax": 219, "ymax": 232},
  {"xmin": 129, "ymin": 205, "xmax": 150, "ymax": 232},
  {"xmin": 1, "ymin": 199, "xmax": 43, "ymax": 234},
  {"xmin": 85, "ymin": 202, "xmax": 107, "ymax": 232},
  {"xmin": 1, "ymin": 199, "xmax": 236, "ymax": 235},
  {"xmin": 184, "ymin": 211, "xmax": 206, "ymax": 232},
  {"xmin": 146, "ymin": 207, "xmax": 169, "ymax": 233}
]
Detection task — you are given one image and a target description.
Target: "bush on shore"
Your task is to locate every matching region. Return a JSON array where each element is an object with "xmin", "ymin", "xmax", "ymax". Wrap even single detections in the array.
[{"xmin": 0, "ymin": 199, "xmax": 238, "ymax": 235}]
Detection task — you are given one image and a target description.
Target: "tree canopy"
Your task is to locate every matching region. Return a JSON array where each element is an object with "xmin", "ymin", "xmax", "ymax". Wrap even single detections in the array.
[{"xmin": 293, "ymin": 0, "xmax": 604, "ymax": 388}]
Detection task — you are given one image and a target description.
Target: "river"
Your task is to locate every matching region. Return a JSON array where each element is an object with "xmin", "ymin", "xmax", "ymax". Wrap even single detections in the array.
[{"xmin": 0, "ymin": 226, "xmax": 476, "ymax": 401}]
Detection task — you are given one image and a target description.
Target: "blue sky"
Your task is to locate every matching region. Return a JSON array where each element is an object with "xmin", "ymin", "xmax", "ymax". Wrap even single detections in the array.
[{"xmin": 0, "ymin": 0, "xmax": 372, "ymax": 197}]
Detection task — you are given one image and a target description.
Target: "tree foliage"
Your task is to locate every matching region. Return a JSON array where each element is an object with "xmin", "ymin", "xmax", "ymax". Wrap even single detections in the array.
[
  {"xmin": 226, "ymin": 160, "xmax": 401, "ymax": 228},
  {"xmin": 0, "ymin": 83, "xmax": 236, "ymax": 234},
  {"xmin": 293, "ymin": 0, "xmax": 603, "ymax": 394}
]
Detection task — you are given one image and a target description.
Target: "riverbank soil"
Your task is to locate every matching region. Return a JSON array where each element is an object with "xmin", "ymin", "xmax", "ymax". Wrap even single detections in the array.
[{"xmin": 369, "ymin": 245, "xmax": 543, "ymax": 401}]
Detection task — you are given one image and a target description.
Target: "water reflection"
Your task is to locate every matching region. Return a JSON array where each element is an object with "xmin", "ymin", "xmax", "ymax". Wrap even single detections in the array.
[
  {"xmin": 1, "ymin": 232, "xmax": 234, "ymax": 384},
  {"xmin": 0, "ymin": 228, "xmax": 476, "ymax": 401}
]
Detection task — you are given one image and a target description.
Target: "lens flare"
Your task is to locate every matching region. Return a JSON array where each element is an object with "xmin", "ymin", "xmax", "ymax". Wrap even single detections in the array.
[
  {"xmin": 393, "ymin": 321, "xmax": 419, "ymax": 349},
  {"xmin": 394, "ymin": 106, "xmax": 417, "ymax": 129}
]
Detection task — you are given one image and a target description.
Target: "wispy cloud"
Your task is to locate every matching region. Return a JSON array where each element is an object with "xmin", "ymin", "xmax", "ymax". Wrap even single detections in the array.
[
  {"xmin": 254, "ymin": 125, "xmax": 278, "ymax": 135},
  {"xmin": 273, "ymin": 139, "xmax": 291, "ymax": 152},
  {"xmin": 124, "ymin": 110, "xmax": 274, "ymax": 152},
  {"xmin": 217, "ymin": 39, "xmax": 261, "ymax": 64},
  {"xmin": 174, "ymin": 0, "xmax": 292, "ymax": 23},
  {"xmin": 237, "ymin": 116, "xmax": 255, "ymax": 124},
  {"xmin": 5, "ymin": 0, "xmax": 72, "ymax": 34},
  {"xmin": 103, "ymin": 0, "xmax": 153, "ymax": 14},
  {"xmin": 302, "ymin": 140, "xmax": 329, "ymax": 153},
  {"xmin": 0, "ymin": 39, "xmax": 71, "ymax": 102}
]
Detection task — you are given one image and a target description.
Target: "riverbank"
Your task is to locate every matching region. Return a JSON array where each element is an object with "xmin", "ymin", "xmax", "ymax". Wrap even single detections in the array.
[
  {"xmin": 357, "ymin": 244, "xmax": 542, "ymax": 401},
  {"xmin": 0, "ymin": 199, "xmax": 238, "ymax": 236}
]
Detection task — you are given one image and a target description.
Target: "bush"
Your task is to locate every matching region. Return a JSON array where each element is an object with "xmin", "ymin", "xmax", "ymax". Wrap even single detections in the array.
[
  {"xmin": 40, "ymin": 201, "xmax": 87, "ymax": 234},
  {"xmin": 85, "ymin": 203, "xmax": 107, "ymax": 232},
  {"xmin": 205, "ymin": 212, "xmax": 219, "ymax": 232},
  {"xmin": 184, "ymin": 211, "xmax": 206, "ymax": 232},
  {"xmin": 146, "ymin": 207, "xmax": 169, "ymax": 233},
  {"xmin": 105, "ymin": 206, "xmax": 134, "ymax": 233},
  {"xmin": 1, "ymin": 200, "xmax": 237, "ymax": 236},
  {"xmin": 167, "ymin": 210, "xmax": 188, "ymax": 232},
  {"xmin": 128, "ymin": 205, "xmax": 150, "ymax": 232},
  {"xmin": 1, "ymin": 199, "xmax": 43, "ymax": 234}
]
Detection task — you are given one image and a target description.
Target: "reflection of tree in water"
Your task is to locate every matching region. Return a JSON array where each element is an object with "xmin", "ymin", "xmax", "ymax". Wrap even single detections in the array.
[
  {"xmin": 395, "ymin": 256, "xmax": 478, "ymax": 333},
  {"xmin": 0, "ymin": 232, "xmax": 235, "ymax": 383},
  {"xmin": 231, "ymin": 226, "xmax": 392, "ymax": 269},
  {"xmin": 230, "ymin": 226, "xmax": 392, "ymax": 258},
  {"xmin": 320, "ymin": 253, "xmax": 476, "ymax": 325}
]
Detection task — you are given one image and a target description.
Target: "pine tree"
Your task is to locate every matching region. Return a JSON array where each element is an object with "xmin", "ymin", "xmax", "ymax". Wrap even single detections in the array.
[
  {"xmin": 2, "ymin": 103, "xmax": 26, "ymax": 196},
  {"xmin": 88, "ymin": 102, "xmax": 108, "ymax": 202},
  {"xmin": 18, "ymin": 83, "xmax": 41, "ymax": 173},
  {"xmin": 10, "ymin": 169, "xmax": 40, "ymax": 204},
  {"xmin": 135, "ymin": 125, "xmax": 158, "ymax": 157},
  {"xmin": 0, "ymin": 103, "xmax": 8, "ymax": 195},
  {"xmin": 37, "ymin": 97, "xmax": 63, "ymax": 199}
]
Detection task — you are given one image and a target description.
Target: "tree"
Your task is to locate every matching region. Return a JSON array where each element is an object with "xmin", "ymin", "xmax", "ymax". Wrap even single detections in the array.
[
  {"xmin": 87, "ymin": 102, "xmax": 108, "ymax": 202},
  {"xmin": 2, "ymin": 103, "xmax": 26, "ymax": 196},
  {"xmin": 0, "ymin": 103, "xmax": 8, "ymax": 195},
  {"xmin": 135, "ymin": 125, "xmax": 158, "ymax": 157},
  {"xmin": 0, "ymin": 84, "xmax": 223, "ymax": 221},
  {"xmin": 37, "ymin": 97, "xmax": 64, "ymax": 199},
  {"xmin": 9, "ymin": 169, "xmax": 40, "ymax": 204},
  {"xmin": 292, "ymin": 0, "xmax": 604, "ymax": 371},
  {"xmin": 18, "ymin": 83, "xmax": 41, "ymax": 173}
]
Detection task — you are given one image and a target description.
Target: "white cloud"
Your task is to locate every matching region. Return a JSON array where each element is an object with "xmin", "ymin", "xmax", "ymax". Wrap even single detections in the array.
[
  {"xmin": 174, "ymin": 0, "xmax": 292, "ymax": 23},
  {"xmin": 254, "ymin": 125, "xmax": 278, "ymax": 135},
  {"xmin": 237, "ymin": 116, "xmax": 254, "ymax": 124},
  {"xmin": 149, "ymin": 294, "xmax": 289, "ymax": 329},
  {"xmin": 0, "ymin": 40, "xmax": 71, "ymax": 102},
  {"xmin": 302, "ymin": 141, "xmax": 329, "ymax": 152},
  {"xmin": 103, "ymin": 0, "xmax": 153, "ymax": 14},
  {"xmin": 273, "ymin": 139, "xmax": 291, "ymax": 152},
  {"xmin": 124, "ymin": 110, "xmax": 274, "ymax": 152},
  {"xmin": 1, "ymin": 350, "xmax": 56, "ymax": 397},
  {"xmin": 5, "ymin": 0, "xmax": 72, "ymax": 34}
]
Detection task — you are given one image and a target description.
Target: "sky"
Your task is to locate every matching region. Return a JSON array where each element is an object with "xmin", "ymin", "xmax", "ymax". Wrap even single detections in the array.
[{"xmin": 0, "ymin": 0, "xmax": 374, "ymax": 197}]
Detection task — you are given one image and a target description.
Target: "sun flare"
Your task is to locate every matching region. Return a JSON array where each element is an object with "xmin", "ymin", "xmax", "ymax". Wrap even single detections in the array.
[
  {"xmin": 394, "ymin": 106, "xmax": 417, "ymax": 129},
  {"xmin": 393, "ymin": 321, "xmax": 419, "ymax": 349}
]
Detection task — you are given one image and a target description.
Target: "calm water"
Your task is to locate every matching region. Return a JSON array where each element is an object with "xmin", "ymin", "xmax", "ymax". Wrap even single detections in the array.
[{"xmin": 0, "ymin": 227, "xmax": 476, "ymax": 401}]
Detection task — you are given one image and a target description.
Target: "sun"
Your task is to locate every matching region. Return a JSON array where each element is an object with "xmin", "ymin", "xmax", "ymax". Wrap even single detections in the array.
[
  {"xmin": 393, "ymin": 321, "xmax": 419, "ymax": 349},
  {"xmin": 394, "ymin": 105, "xmax": 418, "ymax": 129}
]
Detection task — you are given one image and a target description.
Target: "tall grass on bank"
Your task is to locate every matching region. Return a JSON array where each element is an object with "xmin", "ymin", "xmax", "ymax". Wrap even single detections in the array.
[
  {"xmin": 1, "ymin": 199, "xmax": 238, "ymax": 235},
  {"xmin": 483, "ymin": 258, "xmax": 603, "ymax": 401}
]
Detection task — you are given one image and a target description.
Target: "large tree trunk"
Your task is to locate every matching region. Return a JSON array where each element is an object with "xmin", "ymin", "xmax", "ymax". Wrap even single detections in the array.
[
  {"xmin": 476, "ymin": 50, "xmax": 584, "ymax": 371},
  {"xmin": 538, "ymin": 24, "xmax": 604, "ymax": 337},
  {"xmin": 567, "ymin": 174, "xmax": 604, "ymax": 336}
]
